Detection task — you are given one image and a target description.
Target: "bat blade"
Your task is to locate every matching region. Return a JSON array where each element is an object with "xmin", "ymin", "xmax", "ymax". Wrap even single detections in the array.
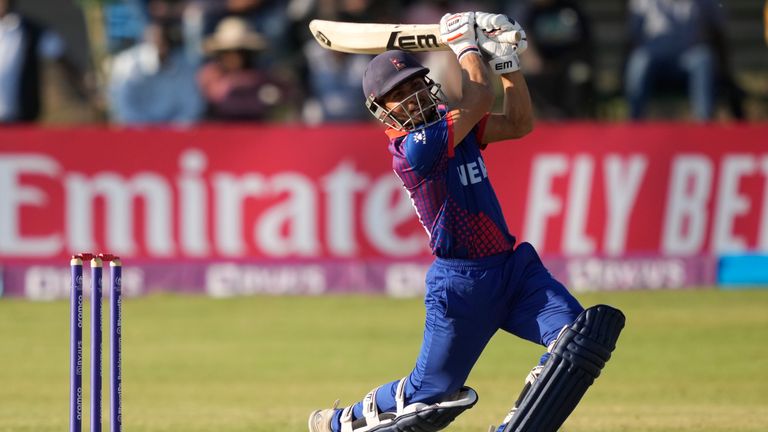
[
  {"xmin": 309, "ymin": 20, "xmax": 447, "ymax": 54},
  {"xmin": 309, "ymin": 20, "xmax": 523, "ymax": 55}
]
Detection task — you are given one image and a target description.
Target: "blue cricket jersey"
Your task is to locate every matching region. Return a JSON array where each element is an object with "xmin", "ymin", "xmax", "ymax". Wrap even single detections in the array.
[{"xmin": 387, "ymin": 108, "xmax": 515, "ymax": 259}]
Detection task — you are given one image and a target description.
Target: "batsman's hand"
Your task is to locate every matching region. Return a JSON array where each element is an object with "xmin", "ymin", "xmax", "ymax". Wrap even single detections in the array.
[
  {"xmin": 440, "ymin": 12, "xmax": 479, "ymax": 61},
  {"xmin": 477, "ymin": 31, "xmax": 520, "ymax": 74},
  {"xmin": 474, "ymin": 12, "xmax": 528, "ymax": 55}
]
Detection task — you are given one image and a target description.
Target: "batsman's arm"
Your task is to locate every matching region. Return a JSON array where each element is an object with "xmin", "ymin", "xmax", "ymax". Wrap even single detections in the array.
[
  {"xmin": 450, "ymin": 54, "xmax": 495, "ymax": 148},
  {"xmin": 472, "ymin": 14, "xmax": 534, "ymax": 144},
  {"xmin": 440, "ymin": 12, "xmax": 494, "ymax": 147},
  {"xmin": 482, "ymin": 71, "xmax": 534, "ymax": 144}
]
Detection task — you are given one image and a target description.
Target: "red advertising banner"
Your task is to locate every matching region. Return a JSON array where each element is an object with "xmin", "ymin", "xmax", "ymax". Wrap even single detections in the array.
[
  {"xmin": 488, "ymin": 123, "xmax": 768, "ymax": 256},
  {"xmin": 1, "ymin": 124, "xmax": 767, "ymax": 262}
]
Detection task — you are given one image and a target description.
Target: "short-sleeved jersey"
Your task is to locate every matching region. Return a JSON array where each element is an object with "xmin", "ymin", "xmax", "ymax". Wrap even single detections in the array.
[{"xmin": 387, "ymin": 108, "xmax": 515, "ymax": 259}]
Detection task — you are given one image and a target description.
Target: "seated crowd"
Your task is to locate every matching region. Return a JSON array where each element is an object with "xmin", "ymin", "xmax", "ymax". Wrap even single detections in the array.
[{"xmin": 0, "ymin": 0, "xmax": 758, "ymax": 125}]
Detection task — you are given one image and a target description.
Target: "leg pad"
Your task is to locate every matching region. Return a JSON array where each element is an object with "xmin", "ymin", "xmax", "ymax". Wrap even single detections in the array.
[{"xmin": 503, "ymin": 304, "xmax": 625, "ymax": 432}]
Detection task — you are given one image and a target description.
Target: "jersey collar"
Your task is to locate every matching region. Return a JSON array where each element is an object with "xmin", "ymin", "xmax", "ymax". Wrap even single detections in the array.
[{"xmin": 385, "ymin": 128, "xmax": 408, "ymax": 139}]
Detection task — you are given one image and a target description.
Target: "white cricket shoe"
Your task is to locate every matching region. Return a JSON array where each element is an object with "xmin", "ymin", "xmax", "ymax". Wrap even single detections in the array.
[{"xmin": 308, "ymin": 400, "xmax": 339, "ymax": 432}]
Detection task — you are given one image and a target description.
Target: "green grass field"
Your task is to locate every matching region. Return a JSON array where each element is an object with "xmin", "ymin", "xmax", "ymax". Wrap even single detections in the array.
[{"xmin": 1, "ymin": 289, "xmax": 767, "ymax": 432}]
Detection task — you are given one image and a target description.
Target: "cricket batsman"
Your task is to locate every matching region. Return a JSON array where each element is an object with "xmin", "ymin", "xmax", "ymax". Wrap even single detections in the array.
[{"xmin": 309, "ymin": 11, "xmax": 625, "ymax": 432}]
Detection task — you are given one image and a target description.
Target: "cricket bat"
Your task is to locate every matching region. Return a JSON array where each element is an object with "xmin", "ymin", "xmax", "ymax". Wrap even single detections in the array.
[{"xmin": 309, "ymin": 19, "xmax": 521, "ymax": 54}]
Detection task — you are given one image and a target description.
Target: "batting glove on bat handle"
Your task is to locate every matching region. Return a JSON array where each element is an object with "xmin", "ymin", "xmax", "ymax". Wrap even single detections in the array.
[
  {"xmin": 440, "ymin": 12, "xmax": 480, "ymax": 61},
  {"xmin": 474, "ymin": 12, "xmax": 528, "ymax": 55},
  {"xmin": 477, "ymin": 31, "xmax": 521, "ymax": 74},
  {"xmin": 475, "ymin": 12, "xmax": 511, "ymax": 31}
]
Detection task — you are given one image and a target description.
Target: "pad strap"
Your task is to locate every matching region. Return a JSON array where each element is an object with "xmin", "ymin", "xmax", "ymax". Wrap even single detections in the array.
[
  {"xmin": 340, "ymin": 406, "xmax": 355, "ymax": 432},
  {"xmin": 340, "ymin": 381, "xmax": 478, "ymax": 432},
  {"xmin": 362, "ymin": 388, "xmax": 381, "ymax": 427},
  {"xmin": 368, "ymin": 386, "xmax": 478, "ymax": 432},
  {"xmin": 395, "ymin": 378, "xmax": 407, "ymax": 413}
]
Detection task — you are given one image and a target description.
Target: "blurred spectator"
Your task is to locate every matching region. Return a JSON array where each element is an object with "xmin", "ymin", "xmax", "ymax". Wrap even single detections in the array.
[
  {"xmin": 520, "ymin": 0, "xmax": 595, "ymax": 119},
  {"xmin": 302, "ymin": 44, "xmax": 370, "ymax": 124},
  {"xmin": 315, "ymin": 0, "xmax": 403, "ymax": 22},
  {"xmin": 300, "ymin": 0, "xmax": 390, "ymax": 123},
  {"xmin": 400, "ymin": 1, "xmax": 491, "ymax": 105},
  {"xmin": 198, "ymin": 16, "xmax": 295, "ymax": 121},
  {"xmin": 764, "ymin": 0, "xmax": 767, "ymax": 46},
  {"xmin": 624, "ymin": 0, "xmax": 739, "ymax": 121},
  {"xmin": 183, "ymin": 0, "xmax": 291, "ymax": 67},
  {"xmin": 102, "ymin": 0, "xmax": 149, "ymax": 54},
  {"xmin": 147, "ymin": 0, "xmax": 188, "ymax": 22},
  {"xmin": 102, "ymin": 0, "xmax": 187, "ymax": 54},
  {"xmin": 401, "ymin": 0, "xmax": 459, "ymax": 104},
  {"xmin": 108, "ymin": 20, "xmax": 204, "ymax": 124},
  {"xmin": 147, "ymin": 0, "xmax": 189, "ymax": 54},
  {"xmin": 0, "ymin": 0, "xmax": 88, "ymax": 123}
]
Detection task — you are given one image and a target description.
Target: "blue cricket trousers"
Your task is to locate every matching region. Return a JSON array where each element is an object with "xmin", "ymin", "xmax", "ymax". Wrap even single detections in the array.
[{"xmin": 332, "ymin": 242, "xmax": 584, "ymax": 431}]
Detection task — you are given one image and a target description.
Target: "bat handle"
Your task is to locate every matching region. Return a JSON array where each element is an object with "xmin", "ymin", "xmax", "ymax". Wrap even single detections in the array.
[{"xmin": 495, "ymin": 30, "xmax": 522, "ymax": 44}]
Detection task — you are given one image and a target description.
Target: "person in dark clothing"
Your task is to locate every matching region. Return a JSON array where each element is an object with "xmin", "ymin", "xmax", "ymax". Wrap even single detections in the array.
[
  {"xmin": 0, "ymin": 0, "xmax": 87, "ymax": 123},
  {"xmin": 520, "ymin": 0, "xmax": 596, "ymax": 119},
  {"xmin": 624, "ymin": 0, "xmax": 743, "ymax": 121}
]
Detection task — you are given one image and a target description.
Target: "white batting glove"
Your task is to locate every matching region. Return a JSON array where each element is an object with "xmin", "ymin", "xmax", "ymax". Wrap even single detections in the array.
[
  {"xmin": 439, "ymin": 12, "xmax": 480, "ymax": 61},
  {"xmin": 477, "ymin": 31, "xmax": 520, "ymax": 74},
  {"xmin": 475, "ymin": 12, "xmax": 528, "ymax": 55},
  {"xmin": 475, "ymin": 12, "xmax": 511, "ymax": 31}
]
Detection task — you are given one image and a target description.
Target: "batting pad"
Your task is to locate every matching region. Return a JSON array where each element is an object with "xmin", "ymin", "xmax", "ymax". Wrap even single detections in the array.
[
  {"xmin": 343, "ymin": 384, "xmax": 478, "ymax": 432},
  {"xmin": 502, "ymin": 304, "xmax": 625, "ymax": 432}
]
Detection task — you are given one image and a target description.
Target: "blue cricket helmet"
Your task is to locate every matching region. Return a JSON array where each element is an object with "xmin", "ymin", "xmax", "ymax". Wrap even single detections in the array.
[{"xmin": 362, "ymin": 50, "xmax": 430, "ymax": 101}]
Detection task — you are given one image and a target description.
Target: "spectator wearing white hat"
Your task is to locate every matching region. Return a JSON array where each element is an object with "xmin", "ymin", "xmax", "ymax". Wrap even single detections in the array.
[{"xmin": 198, "ymin": 16, "xmax": 295, "ymax": 121}]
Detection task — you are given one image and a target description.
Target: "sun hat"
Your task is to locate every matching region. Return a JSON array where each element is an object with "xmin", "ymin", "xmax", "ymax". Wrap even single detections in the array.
[{"xmin": 203, "ymin": 17, "xmax": 266, "ymax": 53}]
